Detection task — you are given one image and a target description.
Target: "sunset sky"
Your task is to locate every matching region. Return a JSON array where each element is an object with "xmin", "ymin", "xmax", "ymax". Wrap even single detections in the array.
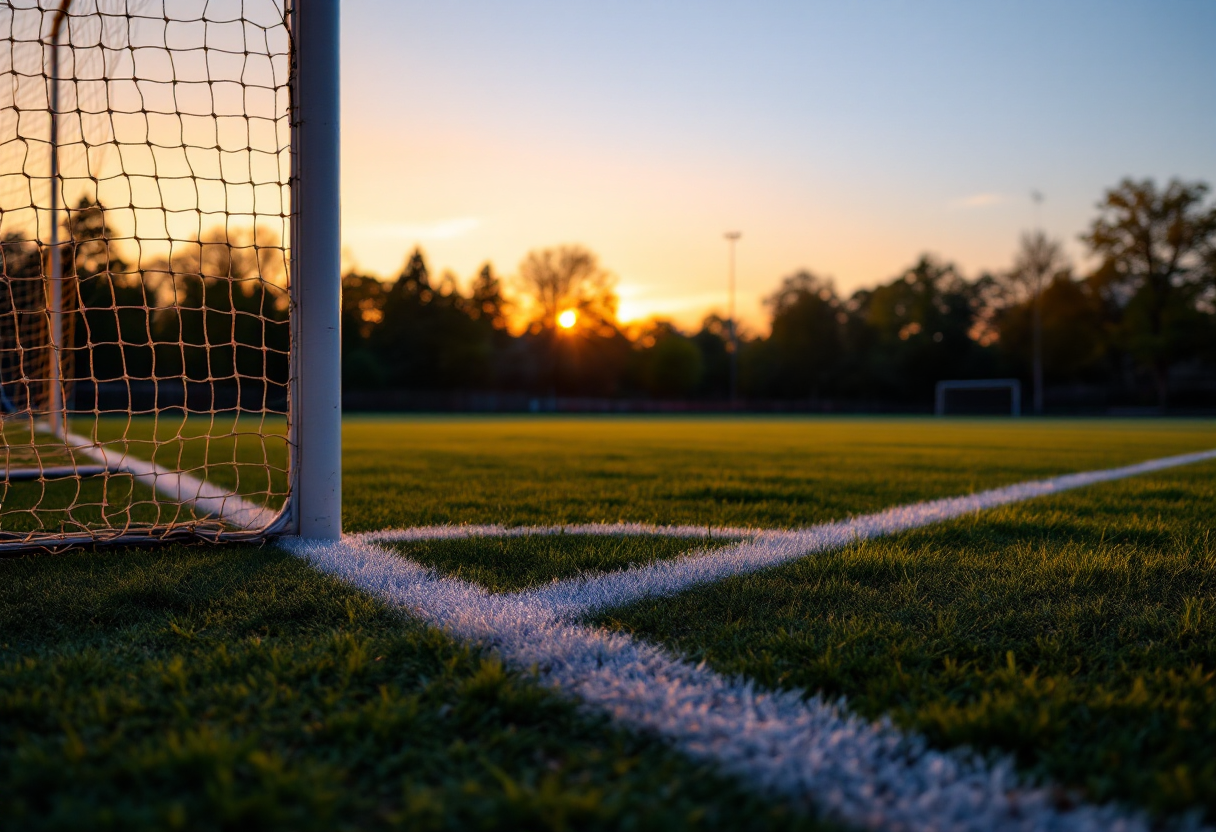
[{"xmin": 340, "ymin": 1, "xmax": 1215, "ymax": 331}]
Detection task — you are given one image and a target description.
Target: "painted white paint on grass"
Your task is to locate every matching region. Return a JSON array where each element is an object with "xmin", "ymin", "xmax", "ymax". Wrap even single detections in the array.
[
  {"xmin": 68, "ymin": 432, "xmax": 276, "ymax": 530},
  {"xmin": 363, "ymin": 448, "xmax": 1216, "ymax": 619},
  {"xmin": 357, "ymin": 522, "xmax": 754, "ymax": 545},
  {"xmin": 287, "ymin": 536, "xmax": 1173, "ymax": 832}
]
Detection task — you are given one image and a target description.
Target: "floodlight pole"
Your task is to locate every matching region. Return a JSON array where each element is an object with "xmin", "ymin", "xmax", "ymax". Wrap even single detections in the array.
[
  {"xmin": 46, "ymin": 0, "xmax": 71, "ymax": 439},
  {"xmin": 724, "ymin": 231, "xmax": 741, "ymax": 406},
  {"xmin": 1030, "ymin": 190, "xmax": 1044, "ymax": 416},
  {"xmin": 292, "ymin": 0, "xmax": 343, "ymax": 539}
]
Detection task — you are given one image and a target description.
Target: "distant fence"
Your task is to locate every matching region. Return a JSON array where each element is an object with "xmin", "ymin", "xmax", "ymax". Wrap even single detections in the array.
[
  {"xmin": 26, "ymin": 382, "xmax": 1216, "ymax": 420},
  {"xmin": 69, "ymin": 381, "xmax": 288, "ymax": 414},
  {"xmin": 343, "ymin": 387, "xmax": 1215, "ymax": 416},
  {"xmin": 341, "ymin": 390, "xmax": 927, "ymax": 415}
]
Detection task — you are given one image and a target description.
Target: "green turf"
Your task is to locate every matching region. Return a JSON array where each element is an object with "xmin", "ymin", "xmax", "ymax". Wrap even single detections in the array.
[
  {"xmin": 595, "ymin": 459, "xmax": 1216, "ymax": 820},
  {"xmin": 341, "ymin": 416, "xmax": 1216, "ymax": 531},
  {"xmin": 0, "ymin": 543, "xmax": 831, "ymax": 832},
  {"xmin": 5, "ymin": 416, "xmax": 1216, "ymax": 827},
  {"xmin": 385, "ymin": 534, "xmax": 732, "ymax": 593}
]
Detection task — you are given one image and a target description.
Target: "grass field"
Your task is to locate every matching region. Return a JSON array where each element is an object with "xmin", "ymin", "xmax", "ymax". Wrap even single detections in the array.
[
  {"xmin": 0, "ymin": 543, "xmax": 826, "ymax": 832},
  {"xmin": 3, "ymin": 416, "xmax": 1215, "ymax": 830},
  {"xmin": 341, "ymin": 416, "xmax": 1215, "ymax": 529},
  {"xmin": 598, "ymin": 459, "xmax": 1216, "ymax": 819}
]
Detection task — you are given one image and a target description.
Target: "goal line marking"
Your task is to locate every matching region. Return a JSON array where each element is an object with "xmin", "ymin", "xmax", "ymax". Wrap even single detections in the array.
[
  {"xmin": 65, "ymin": 431, "xmax": 276, "ymax": 530},
  {"xmin": 287, "ymin": 449, "xmax": 1216, "ymax": 832}
]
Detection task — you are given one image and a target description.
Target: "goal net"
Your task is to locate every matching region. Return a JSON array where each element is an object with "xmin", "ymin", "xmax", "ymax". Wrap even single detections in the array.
[{"xmin": 1, "ymin": 0, "xmax": 297, "ymax": 549}]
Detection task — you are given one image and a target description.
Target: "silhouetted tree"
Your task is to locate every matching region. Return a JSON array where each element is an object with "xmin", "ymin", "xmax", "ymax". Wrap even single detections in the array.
[
  {"xmin": 369, "ymin": 249, "xmax": 504, "ymax": 390},
  {"xmin": 465, "ymin": 263, "xmax": 509, "ymax": 331},
  {"xmin": 751, "ymin": 271, "xmax": 844, "ymax": 398},
  {"xmin": 341, "ymin": 271, "xmax": 388, "ymax": 389},
  {"xmin": 517, "ymin": 245, "xmax": 618, "ymax": 334},
  {"xmin": 995, "ymin": 271, "xmax": 1107, "ymax": 387},
  {"xmin": 0, "ymin": 233, "xmax": 45, "ymax": 412},
  {"xmin": 158, "ymin": 225, "xmax": 290, "ymax": 396},
  {"xmin": 632, "ymin": 320, "xmax": 704, "ymax": 397},
  {"xmin": 853, "ymin": 255, "xmax": 992, "ymax": 401},
  {"xmin": 691, "ymin": 315, "xmax": 732, "ymax": 398},
  {"xmin": 68, "ymin": 200, "xmax": 146, "ymax": 384},
  {"xmin": 373, "ymin": 248, "xmax": 438, "ymax": 387},
  {"xmin": 512, "ymin": 245, "xmax": 627, "ymax": 396},
  {"xmin": 1082, "ymin": 178, "xmax": 1216, "ymax": 405}
]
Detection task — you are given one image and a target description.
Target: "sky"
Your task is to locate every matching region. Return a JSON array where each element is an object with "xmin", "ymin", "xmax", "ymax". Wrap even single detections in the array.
[{"xmin": 340, "ymin": 1, "xmax": 1216, "ymax": 331}]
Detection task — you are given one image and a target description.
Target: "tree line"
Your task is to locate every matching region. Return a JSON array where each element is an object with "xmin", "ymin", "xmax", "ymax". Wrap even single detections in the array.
[
  {"xmin": 3, "ymin": 176, "xmax": 1213, "ymax": 412},
  {"xmin": 1, "ymin": 200, "xmax": 289, "ymax": 411},
  {"xmin": 343, "ymin": 177, "xmax": 1215, "ymax": 409}
]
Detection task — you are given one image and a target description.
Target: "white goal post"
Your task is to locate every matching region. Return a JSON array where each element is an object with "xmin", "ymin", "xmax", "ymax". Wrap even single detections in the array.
[
  {"xmin": 0, "ymin": 0, "xmax": 341, "ymax": 550},
  {"xmin": 934, "ymin": 379, "xmax": 1022, "ymax": 417},
  {"xmin": 293, "ymin": 0, "xmax": 342, "ymax": 540}
]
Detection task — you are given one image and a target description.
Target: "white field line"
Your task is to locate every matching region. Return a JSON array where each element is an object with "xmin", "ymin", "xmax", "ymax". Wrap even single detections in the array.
[
  {"xmin": 360, "ymin": 448, "xmax": 1216, "ymax": 619},
  {"xmin": 357, "ymin": 521, "xmax": 756, "ymax": 544},
  {"xmin": 67, "ymin": 431, "xmax": 276, "ymax": 530},
  {"xmin": 287, "ymin": 535, "xmax": 1176, "ymax": 832},
  {"xmin": 296, "ymin": 449, "xmax": 1216, "ymax": 832}
]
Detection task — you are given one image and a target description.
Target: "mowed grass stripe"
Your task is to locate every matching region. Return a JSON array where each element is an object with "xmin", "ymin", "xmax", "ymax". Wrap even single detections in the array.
[
  {"xmin": 0, "ymin": 544, "xmax": 829, "ymax": 832},
  {"xmin": 595, "ymin": 460, "xmax": 1216, "ymax": 821},
  {"xmin": 341, "ymin": 416, "xmax": 1216, "ymax": 531}
]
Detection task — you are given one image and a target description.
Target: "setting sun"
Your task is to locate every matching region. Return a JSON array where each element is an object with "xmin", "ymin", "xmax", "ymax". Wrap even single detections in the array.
[{"xmin": 557, "ymin": 309, "xmax": 577, "ymax": 329}]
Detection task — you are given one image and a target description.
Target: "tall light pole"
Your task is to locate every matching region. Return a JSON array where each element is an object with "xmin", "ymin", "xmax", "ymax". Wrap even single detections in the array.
[
  {"xmin": 1030, "ymin": 190, "xmax": 1044, "ymax": 416},
  {"xmin": 724, "ymin": 231, "xmax": 740, "ymax": 405}
]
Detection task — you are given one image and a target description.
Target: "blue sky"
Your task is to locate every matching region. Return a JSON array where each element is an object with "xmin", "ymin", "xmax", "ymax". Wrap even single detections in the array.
[{"xmin": 340, "ymin": 1, "xmax": 1216, "ymax": 328}]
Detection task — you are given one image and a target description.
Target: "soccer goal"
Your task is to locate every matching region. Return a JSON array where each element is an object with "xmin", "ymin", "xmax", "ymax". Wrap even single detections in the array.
[
  {"xmin": 0, "ymin": 0, "xmax": 340, "ymax": 551},
  {"xmin": 934, "ymin": 379, "xmax": 1022, "ymax": 417}
]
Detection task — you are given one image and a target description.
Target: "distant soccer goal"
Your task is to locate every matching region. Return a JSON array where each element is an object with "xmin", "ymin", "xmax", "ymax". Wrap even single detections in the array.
[
  {"xmin": 934, "ymin": 379, "xmax": 1022, "ymax": 417},
  {"xmin": 1, "ymin": 0, "xmax": 340, "ymax": 551}
]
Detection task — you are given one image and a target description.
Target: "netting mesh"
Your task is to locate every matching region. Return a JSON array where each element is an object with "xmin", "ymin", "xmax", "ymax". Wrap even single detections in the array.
[{"xmin": 1, "ymin": 0, "xmax": 294, "ymax": 549}]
